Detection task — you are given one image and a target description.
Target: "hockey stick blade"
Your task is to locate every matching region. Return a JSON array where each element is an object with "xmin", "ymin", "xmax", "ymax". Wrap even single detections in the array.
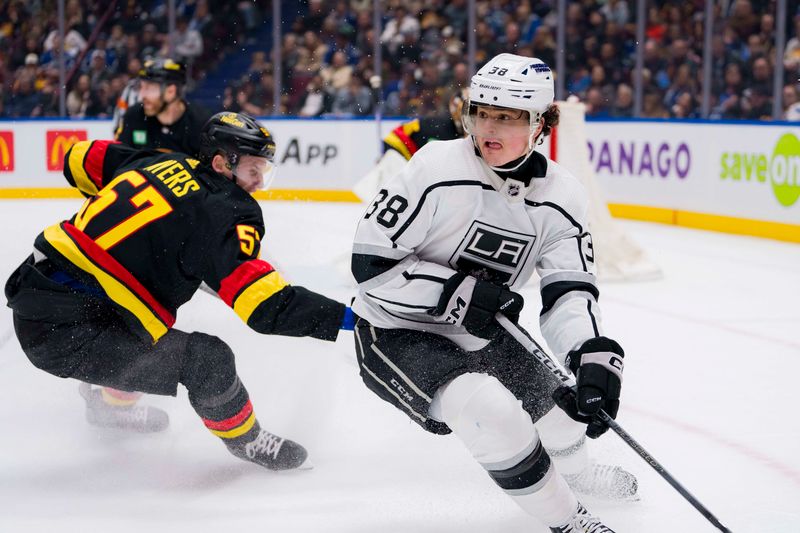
[{"xmin": 495, "ymin": 314, "xmax": 734, "ymax": 533}]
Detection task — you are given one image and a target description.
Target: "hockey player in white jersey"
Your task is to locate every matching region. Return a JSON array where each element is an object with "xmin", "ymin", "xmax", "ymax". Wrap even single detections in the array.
[{"xmin": 351, "ymin": 53, "xmax": 635, "ymax": 532}]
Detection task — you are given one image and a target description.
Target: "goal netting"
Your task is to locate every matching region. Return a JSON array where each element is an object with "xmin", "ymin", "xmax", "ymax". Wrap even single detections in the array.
[{"xmin": 548, "ymin": 100, "xmax": 663, "ymax": 282}]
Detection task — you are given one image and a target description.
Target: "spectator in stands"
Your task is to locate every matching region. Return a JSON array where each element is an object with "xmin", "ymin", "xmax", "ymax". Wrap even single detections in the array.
[
  {"xmin": 172, "ymin": 16, "xmax": 203, "ymax": 64},
  {"xmin": 601, "ymin": 0, "xmax": 630, "ymax": 26},
  {"xmin": 331, "ymin": 75, "xmax": 373, "ymax": 116},
  {"xmin": 7, "ymin": 73, "xmax": 44, "ymax": 117},
  {"xmin": 443, "ymin": 0, "xmax": 469, "ymax": 39},
  {"xmin": 87, "ymin": 50, "xmax": 112, "ymax": 88},
  {"xmin": 585, "ymin": 86, "xmax": 610, "ymax": 118},
  {"xmin": 531, "ymin": 26, "xmax": 557, "ymax": 70},
  {"xmin": 140, "ymin": 24, "xmax": 161, "ymax": 60},
  {"xmin": 87, "ymin": 80, "xmax": 116, "ymax": 118},
  {"xmin": 107, "ymin": 24, "xmax": 128, "ymax": 63},
  {"xmin": 190, "ymin": 0, "xmax": 213, "ymax": 37},
  {"xmin": 381, "ymin": 7, "xmax": 420, "ymax": 56},
  {"xmin": 66, "ymin": 73, "xmax": 94, "ymax": 118},
  {"xmin": 451, "ymin": 61, "xmax": 470, "ymax": 90},
  {"xmin": 298, "ymin": 74, "xmax": 330, "ymax": 117},
  {"xmin": 642, "ymin": 90, "xmax": 669, "ymax": 118},
  {"xmin": 741, "ymin": 85, "xmax": 773, "ymax": 120},
  {"xmin": 610, "ymin": 84, "xmax": 634, "ymax": 118},
  {"xmin": 670, "ymin": 91, "xmax": 698, "ymax": 119},
  {"xmin": 325, "ymin": 25, "xmax": 361, "ymax": 66},
  {"xmin": 0, "ymin": 0, "xmax": 788, "ymax": 123},
  {"xmin": 303, "ymin": 30, "xmax": 329, "ymax": 75},
  {"xmin": 42, "ymin": 23, "xmax": 86, "ymax": 58},
  {"xmin": 663, "ymin": 64, "xmax": 696, "ymax": 111},
  {"xmin": 784, "ymin": 85, "xmax": 800, "ymax": 121},
  {"xmin": 39, "ymin": 35, "xmax": 77, "ymax": 74},
  {"xmin": 589, "ymin": 65, "xmax": 615, "ymax": 107},
  {"xmin": 784, "ymin": 16, "xmax": 800, "ymax": 74},
  {"xmin": 320, "ymin": 50, "xmax": 353, "ymax": 92},
  {"xmin": 498, "ymin": 22, "xmax": 522, "ymax": 54},
  {"xmin": 728, "ymin": 0, "xmax": 760, "ymax": 41},
  {"xmin": 515, "ymin": 2, "xmax": 540, "ymax": 45},
  {"xmin": 714, "ymin": 62, "xmax": 746, "ymax": 119},
  {"xmin": 749, "ymin": 55, "xmax": 772, "ymax": 92}
]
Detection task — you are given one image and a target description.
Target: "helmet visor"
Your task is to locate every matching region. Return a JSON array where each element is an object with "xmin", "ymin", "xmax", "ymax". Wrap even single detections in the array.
[
  {"xmin": 462, "ymin": 103, "xmax": 533, "ymax": 140},
  {"xmin": 233, "ymin": 155, "xmax": 278, "ymax": 193}
]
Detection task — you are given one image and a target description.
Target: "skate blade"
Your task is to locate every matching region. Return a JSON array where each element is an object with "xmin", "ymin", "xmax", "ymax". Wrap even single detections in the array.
[{"xmin": 296, "ymin": 457, "xmax": 314, "ymax": 470}]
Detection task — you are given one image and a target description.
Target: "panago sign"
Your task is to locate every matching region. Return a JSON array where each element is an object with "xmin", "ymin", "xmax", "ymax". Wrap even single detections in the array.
[
  {"xmin": 46, "ymin": 130, "xmax": 87, "ymax": 171},
  {"xmin": 588, "ymin": 139, "xmax": 691, "ymax": 179},
  {"xmin": 720, "ymin": 132, "xmax": 800, "ymax": 208},
  {"xmin": 0, "ymin": 131, "xmax": 13, "ymax": 171}
]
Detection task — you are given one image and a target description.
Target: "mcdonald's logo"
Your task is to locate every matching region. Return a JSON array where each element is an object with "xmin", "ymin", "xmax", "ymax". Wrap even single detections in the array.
[
  {"xmin": 46, "ymin": 130, "xmax": 87, "ymax": 171},
  {"xmin": 0, "ymin": 131, "xmax": 13, "ymax": 171}
]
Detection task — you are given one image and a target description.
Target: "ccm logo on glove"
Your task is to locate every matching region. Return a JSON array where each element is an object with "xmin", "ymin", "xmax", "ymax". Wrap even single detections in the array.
[
  {"xmin": 554, "ymin": 336, "xmax": 625, "ymax": 439},
  {"xmin": 432, "ymin": 273, "xmax": 523, "ymax": 339}
]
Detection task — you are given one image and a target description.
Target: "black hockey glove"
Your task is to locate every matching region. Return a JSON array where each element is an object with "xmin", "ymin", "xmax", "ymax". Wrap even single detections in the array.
[
  {"xmin": 553, "ymin": 336, "xmax": 624, "ymax": 439},
  {"xmin": 432, "ymin": 272, "xmax": 523, "ymax": 339}
]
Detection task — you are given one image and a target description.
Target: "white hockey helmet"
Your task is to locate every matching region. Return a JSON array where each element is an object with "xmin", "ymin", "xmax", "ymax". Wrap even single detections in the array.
[
  {"xmin": 466, "ymin": 54, "xmax": 554, "ymax": 120},
  {"xmin": 463, "ymin": 54, "xmax": 555, "ymax": 172}
]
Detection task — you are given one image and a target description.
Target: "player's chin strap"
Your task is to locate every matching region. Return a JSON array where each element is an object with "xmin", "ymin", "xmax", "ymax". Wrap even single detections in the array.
[
  {"xmin": 494, "ymin": 314, "xmax": 735, "ymax": 533},
  {"xmin": 473, "ymin": 117, "xmax": 545, "ymax": 174}
]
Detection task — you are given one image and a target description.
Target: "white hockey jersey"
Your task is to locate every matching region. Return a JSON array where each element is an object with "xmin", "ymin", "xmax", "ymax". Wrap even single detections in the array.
[{"xmin": 351, "ymin": 137, "xmax": 602, "ymax": 359}]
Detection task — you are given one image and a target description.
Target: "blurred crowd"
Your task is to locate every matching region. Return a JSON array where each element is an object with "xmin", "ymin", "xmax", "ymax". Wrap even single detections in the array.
[
  {"xmin": 0, "ymin": 0, "xmax": 260, "ymax": 118},
  {"xmin": 2, "ymin": 0, "xmax": 799, "ymax": 121}
]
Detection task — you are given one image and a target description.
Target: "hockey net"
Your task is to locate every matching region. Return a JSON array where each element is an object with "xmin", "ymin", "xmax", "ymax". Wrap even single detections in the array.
[{"xmin": 548, "ymin": 100, "xmax": 662, "ymax": 282}]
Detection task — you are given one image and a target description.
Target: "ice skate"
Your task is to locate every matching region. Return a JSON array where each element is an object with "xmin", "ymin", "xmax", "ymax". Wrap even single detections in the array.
[
  {"xmin": 79, "ymin": 383, "xmax": 169, "ymax": 433},
  {"xmin": 227, "ymin": 428, "xmax": 312, "ymax": 471},
  {"xmin": 550, "ymin": 503, "xmax": 616, "ymax": 533},
  {"xmin": 563, "ymin": 464, "xmax": 638, "ymax": 501}
]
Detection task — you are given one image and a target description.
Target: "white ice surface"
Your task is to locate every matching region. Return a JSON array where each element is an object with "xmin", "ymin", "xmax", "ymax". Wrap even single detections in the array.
[{"xmin": 0, "ymin": 200, "xmax": 798, "ymax": 533}]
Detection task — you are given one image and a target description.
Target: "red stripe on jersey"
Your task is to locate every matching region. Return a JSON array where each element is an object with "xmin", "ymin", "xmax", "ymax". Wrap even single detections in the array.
[
  {"xmin": 391, "ymin": 126, "xmax": 419, "ymax": 156},
  {"xmin": 202, "ymin": 400, "xmax": 254, "ymax": 431},
  {"xmin": 61, "ymin": 222, "xmax": 176, "ymax": 328},
  {"xmin": 85, "ymin": 140, "xmax": 121, "ymax": 190},
  {"xmin": 218, "ymin": 259, "xmax": 275, "ymax": 307}
]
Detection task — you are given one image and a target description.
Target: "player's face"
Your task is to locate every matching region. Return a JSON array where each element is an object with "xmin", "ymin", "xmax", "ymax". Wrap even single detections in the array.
[
  {"xmin": 139, "ymin": 80, "xmax": 164, "ymax": 116},
  {"xmin": 234, "ymin": 155, "xmax": 274, "ymax": 194},
  {"xmin": 469, "ymin": 105, "xmax": 532, "ymax": 167}
]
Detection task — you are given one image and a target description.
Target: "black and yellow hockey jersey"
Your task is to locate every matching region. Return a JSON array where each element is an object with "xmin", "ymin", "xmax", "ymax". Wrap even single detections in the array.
[
  {"xmin": 115, "ymin": 102, "xmax": 211, "ymax": 155},
  {"xmin": 382, "ymin": 117, "xmax": 462, "ymax": 160},
  {"xmin": 31, "ymin": 140, "xmax": 344, "ymax": 343}
]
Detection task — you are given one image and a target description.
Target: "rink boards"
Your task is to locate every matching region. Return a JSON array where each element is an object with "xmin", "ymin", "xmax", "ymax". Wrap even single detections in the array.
[{"xmin": 0, "ymin": 117, "xmax": 796, "ymax": 242}]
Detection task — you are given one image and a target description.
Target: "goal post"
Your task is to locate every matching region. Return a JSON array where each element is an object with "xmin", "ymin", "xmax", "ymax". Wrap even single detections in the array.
[{"xmin": 549, "ymin": 99, "xmax": 663, "ymax": 282}]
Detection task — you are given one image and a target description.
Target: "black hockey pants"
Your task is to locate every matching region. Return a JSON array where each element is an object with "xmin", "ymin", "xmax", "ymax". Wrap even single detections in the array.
[{"xmin": 6, "ymin": 255, "xmax": 238, "ymax": 401}]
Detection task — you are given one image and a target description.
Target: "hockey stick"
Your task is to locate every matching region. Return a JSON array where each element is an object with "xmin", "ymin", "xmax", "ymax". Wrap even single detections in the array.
[{"xmin": 495, "ymin": 314, "xmax": 734, "ymax": 533}]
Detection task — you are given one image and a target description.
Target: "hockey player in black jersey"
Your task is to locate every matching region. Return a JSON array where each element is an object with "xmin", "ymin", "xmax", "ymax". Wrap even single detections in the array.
[
  {"xmin": 381, "ymin": 89, "xmax": 467, "ymax": 161},
  {"xmin": 351, "ymin": 54, "xmax": 635, "ymax": 532},
  {"xmin": 114, "ymin": 58, "xmax": 210, "ymax": 155},
  {"xmin": 6, "ymin": 112, "xmax": 351, "ymax": 471},
  {"xmin": 353, "ymin": 89, "xmax": 468, "ymax": 202}
]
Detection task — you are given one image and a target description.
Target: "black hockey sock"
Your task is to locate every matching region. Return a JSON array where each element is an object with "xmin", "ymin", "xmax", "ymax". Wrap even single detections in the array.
[{"xmin": 190, "ymin": 376, "xmax": 260, "ymax": 447}]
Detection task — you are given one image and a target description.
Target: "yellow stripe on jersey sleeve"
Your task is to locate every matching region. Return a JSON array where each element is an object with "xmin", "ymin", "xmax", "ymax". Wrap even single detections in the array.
[
  {"xmin": 68, "ymin": 141, "xmax": 98, "ymax": 196},
  {"xmin": 232, "ymin": 270, "xmax": 290, "ymax": 323},
  {"xmin": 384, "ymin": 132, "xmax": 412, "ymax": 160}
]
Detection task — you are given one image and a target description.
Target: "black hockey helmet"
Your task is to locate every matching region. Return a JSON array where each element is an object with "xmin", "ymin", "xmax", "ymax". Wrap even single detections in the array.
[
  {"xmin": 199, "ymin": 112, "xmax": 277, "ymax": 166},
  {"xmin": 138, "ymin": 58, "xmax": 187, "ymax": 86}
]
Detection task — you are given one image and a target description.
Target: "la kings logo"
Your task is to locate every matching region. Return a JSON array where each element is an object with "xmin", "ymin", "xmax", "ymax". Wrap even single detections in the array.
[{"xmin": 450, "ymin": 221, "xmax": 535, "ymax": 284}]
